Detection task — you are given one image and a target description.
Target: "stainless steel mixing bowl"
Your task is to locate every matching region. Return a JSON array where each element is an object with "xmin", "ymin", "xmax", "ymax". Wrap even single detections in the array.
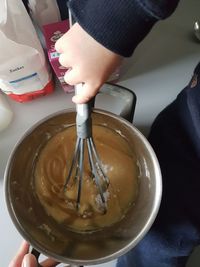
[{"xmin": 4, "ymin": 108, "xmax": 162, "ymax": 266}]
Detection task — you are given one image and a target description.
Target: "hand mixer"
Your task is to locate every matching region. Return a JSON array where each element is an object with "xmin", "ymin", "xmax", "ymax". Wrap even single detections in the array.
[{"xmin": 63, "ymin": 84, "xmax": 109, "ymax": 213}]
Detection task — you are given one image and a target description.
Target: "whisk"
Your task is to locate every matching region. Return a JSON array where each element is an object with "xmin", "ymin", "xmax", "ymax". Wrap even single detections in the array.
[
  {"xmin": 63, "ymin": 10, "xmax": 109, "ymax": 213},
  {"xmin": 63, "ymin": 84, "xmax": 109, "ymax": 213}
]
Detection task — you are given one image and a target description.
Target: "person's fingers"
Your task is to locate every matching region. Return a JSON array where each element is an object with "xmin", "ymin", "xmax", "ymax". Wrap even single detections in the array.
[
  {"xmin": 64, "ymin": 68, "xmax": 82, "ymax": 86},
  {"xmin": 54, "ymin": 37, "xmax": 64, "ymax": 54},
  {"xmin": 72, "ymin": 82, "xmax": 99, "ymax": 104},
  {"xmin": 40, "ymin": 258, "xmax": 60, "ymax": 267},
  {"xmin": 9, "ymin": 241, "xmax": 30, "ymax": 267},
  {"xmin": 22, "ymin": 254, "xmax": 38, "ymax": 267},
  {"xmin": 58, "ymin": 53, "xmax": 71, "ymax": 68}
]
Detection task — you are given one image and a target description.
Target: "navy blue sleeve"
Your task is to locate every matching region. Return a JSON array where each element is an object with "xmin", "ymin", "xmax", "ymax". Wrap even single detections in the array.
[{"xmin": 68, "ymin": 0, "xmax": 180, "ymax": 57}]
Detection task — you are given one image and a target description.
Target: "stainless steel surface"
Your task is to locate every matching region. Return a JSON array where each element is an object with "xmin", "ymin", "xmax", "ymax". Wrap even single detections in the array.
[
  {"xmin": 4, "ymin": 109, "xmax": 162, "ymax": 266},
  {"xmin": 194, "ymin": 21, "xmax": 200, "ymax": 41}
]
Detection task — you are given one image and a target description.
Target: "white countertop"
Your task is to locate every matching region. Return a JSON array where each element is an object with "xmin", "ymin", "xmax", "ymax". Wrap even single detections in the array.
[{"xmin": 1, "ymin": 0, "xmax": 200, "ymax": 266}]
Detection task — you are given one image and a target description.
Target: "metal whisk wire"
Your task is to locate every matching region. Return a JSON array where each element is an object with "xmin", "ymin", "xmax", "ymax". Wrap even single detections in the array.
[{"xmin": 63, "ymin": 84, "xmax": 109, "ymax": 212}]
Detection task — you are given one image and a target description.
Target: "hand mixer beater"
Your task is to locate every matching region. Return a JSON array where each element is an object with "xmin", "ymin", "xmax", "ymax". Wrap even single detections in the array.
[{"xmin": 63, "ymin": 84, "xmax": 109, "ymax": 213}]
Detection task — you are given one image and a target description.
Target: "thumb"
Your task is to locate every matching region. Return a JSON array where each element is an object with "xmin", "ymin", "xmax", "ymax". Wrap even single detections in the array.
[
  {"xmin": 9, "ymin": 241, "xmax": 29, "ymax": 267},
  {"xmin": 22, "ymin": 254, "xmax": 38, "ymax": 267},
  {"xmin": 72, "ymin": 82, "xmax": 99, "ymax": 104}
]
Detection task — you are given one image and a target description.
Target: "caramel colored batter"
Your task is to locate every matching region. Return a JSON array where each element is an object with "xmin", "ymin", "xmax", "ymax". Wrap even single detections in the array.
[{"xmin": 35, "ymin": 125, "xmax": 139, "ymax": 232}]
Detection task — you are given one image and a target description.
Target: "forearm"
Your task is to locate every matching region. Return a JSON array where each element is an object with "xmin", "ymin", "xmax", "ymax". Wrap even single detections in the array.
[{"xmin": 68, "ymin": 0, "xmax": 180, "ymax": 57}]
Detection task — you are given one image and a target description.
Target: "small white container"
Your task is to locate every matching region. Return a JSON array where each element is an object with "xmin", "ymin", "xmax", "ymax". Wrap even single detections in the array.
[{"xmin": 0, "ymin": 93, "xmax": 13, "ymax": 131}]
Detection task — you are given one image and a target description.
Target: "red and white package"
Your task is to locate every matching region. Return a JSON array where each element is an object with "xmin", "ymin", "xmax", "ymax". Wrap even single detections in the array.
[{"xmin": 43, "ymin": 20, "xmax": 74, "ymax": 93}]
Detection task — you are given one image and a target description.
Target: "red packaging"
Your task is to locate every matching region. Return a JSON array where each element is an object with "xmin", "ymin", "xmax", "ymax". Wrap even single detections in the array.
[{"xmin": 43, "ymin": 20, "xmax": 74, "ymax": 93}]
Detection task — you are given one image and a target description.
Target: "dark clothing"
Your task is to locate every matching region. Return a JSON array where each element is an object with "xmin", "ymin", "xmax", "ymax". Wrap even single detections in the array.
[
  {"xmin": 68, "ymin": 0, "xmax": 179, "ymax": 57},
  {"xmin": 117, "ymin": 64, "xmax": 200, "ymax": 266},
  {"xmin": 66, "ymin": 0, "xmax": 179, "ymax": 57},
  {"xmin": 23, "ymin": 0, "xmax": 179, "ymax": 56}
]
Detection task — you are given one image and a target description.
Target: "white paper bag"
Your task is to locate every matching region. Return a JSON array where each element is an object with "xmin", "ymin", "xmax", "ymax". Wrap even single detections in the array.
[
  {"xmin": 0, "ymin": 0, "xmax": 54, "ymax": 102},
  {"xmin": 28, "ymin": 0, "xmax": 61, "ymax": 28}
]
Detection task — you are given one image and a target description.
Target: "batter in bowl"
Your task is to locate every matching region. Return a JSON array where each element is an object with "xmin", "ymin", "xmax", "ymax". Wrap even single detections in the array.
[{"xmin": 35, "ymin": 124, "xmax": 139, "ymax": 232}]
